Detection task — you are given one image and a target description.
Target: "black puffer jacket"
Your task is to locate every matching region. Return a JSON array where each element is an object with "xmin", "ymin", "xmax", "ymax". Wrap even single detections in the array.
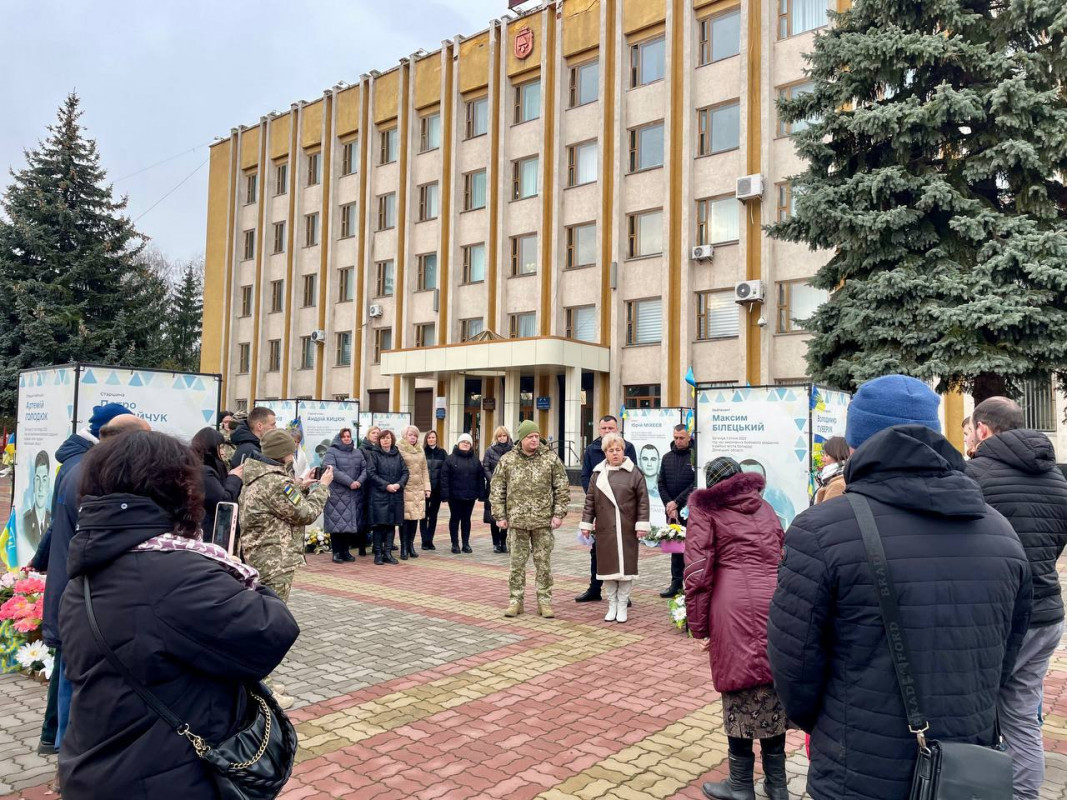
[
  {"xmin": 200, "ymin": 463, "xmax": 243, "ymax": 544},
  {"xmin": 441, "ymin": 446, "xmax": 487, "ymax": 502},
  {"xmin": 767, "ymin": 425, "xmax": 1032, "ymax": 800},
  {"xmin": 656, "ymin": 442, "xmax": 696, "ymax": 510},
  {"xmin": 482, "ymin": 440, "xmax": 513, "ymax": 523},
  {"xmin": 424, "ymin": 444, "xmax": 447, "ymax": 496},
  {"xmin": 967, "ymin": 429, "xmax": 1067, "ymax": 628},
  {"xmin": 228, "ymin": 423, "xmax": 261, "ymax": 468},
  {"xmin": 365, "ymin": 443, "xmax": 409, "ymax": 527},
  {"xmin": 58, "ymin": 494, "xmax": 298, "ymax": 800}
]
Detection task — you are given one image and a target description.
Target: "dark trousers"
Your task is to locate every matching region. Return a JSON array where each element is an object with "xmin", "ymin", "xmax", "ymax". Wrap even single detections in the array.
[
  {"xmin": 489, "ymin": 520, "xmax": 505, "ymax": 550},
  {"xmin": 421, "ymin": 496, "xmax": 441, "ymax": 545},
  {"xmin": 374, "ymin": 525, "xmax": 396, "ymax": 549},
  {"xmin": 448, "ymin": 498, "xmax": 476, "ymax": 545},
  {"xmin": 330, "ymin": 531, "xmax": 352, "ymax": 557},
  {"xmin": 40, "ymin": 646, "xmax": 60, "ymax": 745},
  {"xmin": 670, "ymin": 553, "xmax": 684, "ymax": 583},
  {"xmin": 589, "ymin": 548, "xmax": 602, "ymax": 592}
]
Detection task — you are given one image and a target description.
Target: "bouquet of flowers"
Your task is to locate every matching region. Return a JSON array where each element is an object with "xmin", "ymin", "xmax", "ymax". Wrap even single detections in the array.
[
  {"xmin": 304, "ymin": 527, "xmax": 331, "ymax": 554},
  {"xmin": 641, "ymin": 523, "xmax": 686, "ymax": 545},
  {"xmin": 668, "ymin": 593, "xmax": 689, "ymax": 634},
  {"xmin": 15, "ymin": 641, "xmax": 53, "ymax": 680},
  {"xmin": 0, "ymin": 568, "xmax": 48, "ymax": 675}
]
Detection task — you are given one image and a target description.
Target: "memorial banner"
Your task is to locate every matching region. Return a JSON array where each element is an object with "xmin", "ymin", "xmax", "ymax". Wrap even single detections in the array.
[
  {"xmin": 624, "ymin": 408, "xmax": 685, "ymax": 528},
  {"xmin": 299, "ymin": 400, "xmax": 361, "ymax": 468}
]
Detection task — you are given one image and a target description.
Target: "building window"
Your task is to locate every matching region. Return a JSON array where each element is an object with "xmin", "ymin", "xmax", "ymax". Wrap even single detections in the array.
[
  {"xmin": 420, "ymin": 112, "xmax": 441, "ymax": 152},
  {"xmin": 418, "ymin": 182, "xmax": 439, "ymax": 221},
  {"xmin": 237, "ymin": 343, "xmax": 251, "ymax": 374},
  {"xmin": 567, "ymin": 140, "xmax": 598, "ymax": 186},
  {"xmin": 267, "ymin": 339, "xmax": 281, "ymax": 372},
  {"xmin": 509, "ymin": 312, "xmax": 537, "ymax": 338},
  {"xmin": 306, "ymin": 151, "xmax": 321, "ymax": 186},
  {"xmin": 512, "ymin": 156, "xmax": 539, "ymax": 200},
  {"xmin": 514, "ymin": 79, "xmax": 541, "ymax": 124},
  {"xmin": 415, "ymin": 323, "xmax": 436, "ymax": 348},
  {"xmin": 699, "ymin": 10, "xmax": 741, "ymax": 65},
  {"xmin": 417, "ymin": 252, "xmax": 437, "ymax": 291},
  {"xmin": 696, "ymin": 291, "xmax": 739, "ymax": 339},
  {"xmin": 373, "ymin": 328, "xmax": 392, "ymax": 364},
  {"xmin": 776, "ymin": 182, "xmax": 797, "ymax": 222},
  {"xmin": 304, "ymin": 213, "xmax": 319, "ymax": 247},
  {"xmin": 270, "ymin": 279, "xmax": 284, "ymax": 313},
  {"xmin": 569, "ymin": 60, "xmax": 598, "ymax": 107},
  {"xmin": 627, "ymin": 209, "xmax": 663, "ymax": 258},
  {"xmin": 275, "ymin": 162, "xmax": 288, "ymax": 195},
  {"xmin": 272, "ymin": 221, "xmax": 286, "ymax": 254},
  {"xmin": 777, "ymin": 279, "xmax": 828, "ymax": 333},
  {"xmin": 465, "ymin": 96, "xmax": 489, "ymax": 138},
  {"xmin": 462, "ymin": 243, "xmax": 486, "ymax": 284},
  {"xmin": 335, "ymin": 331, "xmax": 352, "ymax": 367},
  {"xmin": 779, "ymin": 0, "xmax": 829, "ymax": 38},
  {"xmin": 696, "ymin": 196, "xmax": 740, "ymax": 245},
  {"xmin": 566, "ymin": 223, "xmax": 597, "ymax": 268},
  {"xmin": 299, "ymin": 336, "xmax": 314, "ymax": 370},
  {"xmin": 242, "ymin": 229, "xmax": 255, "ymax": 261},
  {"xmin": 341, "ymin": 140, "xmax": 357, "ymax": 175},
  {"xmin": 377, "ymin": 193, "xmax": 396, "ymax": 230},
  {"xmin": 463, "ymin": 170, "xmax": 487, "ymax": 211},
  {"xmin": 697, "ymin": 101, "xmax": 741, "ymax": 155},
  {"xmin": 234, "ymin": 398, "xmax": 248, "ymax": 413},
  {"xmin": 239, "ymin": 285, "xmax": 253, "ymax": 317},
  {"xmin": 340, "ymin": 203, "xmax": 356, "ymax": 238},
  {"xmin": 302, "ymin": 274, "xmax": 317, "ymax": 307},
  {"xmin": 565, "ymin": 305, "xmax": 596, "ymax": 342},
  {"xmin": 626, "ymin": 298, "xmax": 662, "ymax": 345},
  {"xmin": 510, "ymin": 234, "xmax": 537, "ymax": 277},
  {"xmin": 244, "ymin": 172, "xmax": 257, "ymax": 205},
  {"xmin": 375, "ymin": 260, "xmax": 395, "ymax": 297},
  {"xmin": 460, "ymin": 318, "xmax": 484, "ymax": 342},
  {"xmin": 778, "ymin": 81, "xmax": 817, "ymax": 136},
  {"xmin": 338, "ymin": 267, "xmax": 354, "ymax": 302},
  {"xmin": 379, "ymin": 127, "xmax": 398, "ymax": 164},
  {"xmin": 626, "ymin": 383, "xmax": 662, "ymax": 409},
  {"xmin": 630, "ymin": 36, "xmax": 665, "ymax": 88},
  {"xmin": 629, "ymin": 121, "xmax": 664, "ymax": 172},
  {"xmin": 1020, "ymin": 377, "xmax": 1057, "ymax": 432}
]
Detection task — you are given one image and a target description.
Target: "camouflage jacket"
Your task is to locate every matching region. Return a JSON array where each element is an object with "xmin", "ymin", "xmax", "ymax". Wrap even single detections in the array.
[
  {"xmin": 220, "ymin": 426, "xmax": 236, "ymax": 465},
  {"xmin": 238, "ymin": 458, "xmax": 328, "ymax": 583},
  {"xmin": 489, "ymin": 443, "xmax": 569, "ymax": 529}
]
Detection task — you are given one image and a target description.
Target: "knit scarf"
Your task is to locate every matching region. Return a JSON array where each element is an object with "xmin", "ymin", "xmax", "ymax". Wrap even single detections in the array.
[{"xmin": 131, "ymin": 532, "xmax": 260, "ymax": 590}]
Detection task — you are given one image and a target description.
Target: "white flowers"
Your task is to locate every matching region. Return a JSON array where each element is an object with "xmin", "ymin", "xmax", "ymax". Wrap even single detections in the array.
[{"xmin": 15, "ymin": 641, "xmax": 54, "ymax": 678}]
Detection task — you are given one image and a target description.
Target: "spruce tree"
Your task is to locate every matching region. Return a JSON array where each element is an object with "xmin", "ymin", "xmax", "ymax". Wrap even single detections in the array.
[
  {"xmin": 166, "ymin": 260, "xmax": 203, "ymax": 372},
  {"xmin": 767, "ymin": 0, "xmax": 1067, "ymax": 403},
  {"xmin": 0, "ymin": 92, "xmax": 147, "ymax": 415}
]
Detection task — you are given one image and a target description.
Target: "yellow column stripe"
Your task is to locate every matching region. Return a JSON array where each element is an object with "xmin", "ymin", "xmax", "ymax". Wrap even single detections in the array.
[
  {"xmin": 439, "ymin": 47, "xmax": 455, "ymax": 344},
  {"xmin": 539, "ymin": 9, "xmax": 557, "ymax": 336},
  {"xmin": 487, "ymin": 27, "xmax": 502, "ymax": 333},
  {"xmin": 352, "ymin": 88, "xmax": 370, "ymax": 400},
  {"xmin": 281, "ymin": 112, "xmax": 299, "ymax": 396},
  {"xmin": 314, "ymin": 95, "xmax": 335, "ymax": 397},
  {"xmin": 249, "ymin": 125, "xmax": 268, "ymax": 403},
  {"xmin": 666, "ymin": 0, "xmax": 685, "ymax": 406},
  {"xmin": 220, "ymin": 135, "xmax": 238, "ymax": 403},
  {"xmin": 744, "ymin": 0, "xmax": 763, "ymax": 386}
]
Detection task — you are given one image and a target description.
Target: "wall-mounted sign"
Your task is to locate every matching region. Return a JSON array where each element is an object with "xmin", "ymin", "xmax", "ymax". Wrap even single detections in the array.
[
  {"xmin": 514, "ymin": 25, "xmax": 534, "ymax": 59},
  {"xmin": 482, "ymin": 397, "xmax": 497, "ymax": 411},
  {"xmin": 535, "ymin": 396, "xmax": 551, "ymax": 411}
]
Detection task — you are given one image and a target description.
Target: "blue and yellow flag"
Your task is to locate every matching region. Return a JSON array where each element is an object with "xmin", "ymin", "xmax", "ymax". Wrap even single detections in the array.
[{"xmin": 1, "ymin": 510, "xmax": 17, "ymax": 571}]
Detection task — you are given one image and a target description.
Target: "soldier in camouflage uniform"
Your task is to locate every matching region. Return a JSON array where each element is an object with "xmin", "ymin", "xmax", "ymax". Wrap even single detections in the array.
[
  {"xmin": 220, "ymin": 410, "xmax": 242, "ymax": 465},
  {"xmin": 489, "ymin": 419, "xmax": 570, "ymax": 618}
]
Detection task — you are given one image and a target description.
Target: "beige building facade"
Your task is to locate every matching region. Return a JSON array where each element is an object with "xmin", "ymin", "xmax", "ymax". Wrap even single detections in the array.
[{"xmin": 201, "ymin": 0, "xmax": 1062, "ymax": 458}]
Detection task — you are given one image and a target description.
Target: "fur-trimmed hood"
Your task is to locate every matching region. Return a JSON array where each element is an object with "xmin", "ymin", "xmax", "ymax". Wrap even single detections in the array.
[{"xmin": 689, "ymin": 472, "xmax": 766, "ymax": 515}]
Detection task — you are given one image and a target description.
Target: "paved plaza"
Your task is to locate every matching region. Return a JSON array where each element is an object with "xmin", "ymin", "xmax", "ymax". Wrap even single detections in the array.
[{"xmin": 2, "ymin": 489, "xmax": 1067, "ymax": 799}]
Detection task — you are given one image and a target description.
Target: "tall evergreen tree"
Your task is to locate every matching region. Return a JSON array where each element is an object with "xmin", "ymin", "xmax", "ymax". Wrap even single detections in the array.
[
  {"xmin": 0, "ymin": 92, "xmax": 147, "ymax": 414},
  {"xmin": 768, "ymin": 0, "xmax": 1067, "ymax": 403},
  {"xmin": 165, "ymin": 260, "xmax": 203, "ymax": 372}
]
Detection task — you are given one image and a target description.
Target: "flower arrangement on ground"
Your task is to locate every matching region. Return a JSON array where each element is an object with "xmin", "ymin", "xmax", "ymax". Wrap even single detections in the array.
[
  {"xmin": 0, "ymin": 568, "xmax": 49, "ymax": 675},
  {"xmin": 304, "ymin": 527, "xmax": 331, "ymax": 554},
  {"xmin": 15, "ymin": 641, "xmax": 53, "ymax": 680},
  {"xmin": 668, "ymin": 593, "xmax": 689, "ymax": 634},
  {"xmin": 641, "ymin": 522, "xmax": 686, "ymax": 545}
]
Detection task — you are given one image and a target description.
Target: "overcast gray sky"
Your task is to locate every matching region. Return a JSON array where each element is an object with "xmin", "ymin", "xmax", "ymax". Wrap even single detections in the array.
[{"xmin": 1, "ymin": 0, "xmax": 505, "ymax": 264}]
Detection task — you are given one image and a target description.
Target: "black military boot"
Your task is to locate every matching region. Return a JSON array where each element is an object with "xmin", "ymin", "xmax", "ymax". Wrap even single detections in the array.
[
  {"xmin": 373, "ymin": 531, "xmax": 384, "ymax": 566},
  {"xmin": 701, "ymin": 754, "xmax": 755, "ymax": 800},
  {"xmin": 760, "ymin": 750, "xmax": 789, "ymax": 800},
  {"xmin": 384, "ymin": 530, "xmax": 399, "ymax": 564}
]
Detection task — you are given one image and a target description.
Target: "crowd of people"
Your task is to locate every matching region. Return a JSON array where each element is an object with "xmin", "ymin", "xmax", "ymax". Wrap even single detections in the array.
[{"xmin": 17, "ymin": 372, "xmax": 1067, "ymax": 800}]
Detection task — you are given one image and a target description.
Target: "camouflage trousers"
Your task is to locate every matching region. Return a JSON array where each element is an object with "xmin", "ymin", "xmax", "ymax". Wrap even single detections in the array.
[
  {"xmin": 262, "ymin": 570, "xmax": 295, "ymax": 604},
  {"xmin": 507, "ymin": 527, "xmax": 554, "ymax": 604}
]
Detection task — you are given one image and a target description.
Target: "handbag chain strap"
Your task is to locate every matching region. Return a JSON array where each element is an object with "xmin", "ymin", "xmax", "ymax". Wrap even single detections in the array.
[{"xmin": 845, "ymin": 493, "xmax": 932, "ymax": 752}]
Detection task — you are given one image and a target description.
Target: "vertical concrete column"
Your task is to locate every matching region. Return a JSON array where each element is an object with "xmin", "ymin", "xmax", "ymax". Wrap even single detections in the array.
[
  {"xmin": 503, "ymin": 369, "xmax": 522, "ymax": 439},
  {"xmin": 447, "ymin": 373, "xmax": 466, "ymax": 446},
  {"xmin": 564, "ymin": 366, "xmax": 582, "ymax": 467},
  {"xmin": 398, "ymin": 376, "xmax": 416, "ymax": 417}
]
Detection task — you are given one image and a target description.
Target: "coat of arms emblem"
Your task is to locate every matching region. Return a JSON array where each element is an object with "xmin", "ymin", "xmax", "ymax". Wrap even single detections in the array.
[{"xmin": 514, "ymin": 26, "xmax": 534, "ymax": 60}]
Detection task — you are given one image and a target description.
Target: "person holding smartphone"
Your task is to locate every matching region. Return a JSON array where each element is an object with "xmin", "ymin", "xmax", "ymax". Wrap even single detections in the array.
[{"xmin": 190, "ymin": 427, "xmax": 244, "ymax": 545}]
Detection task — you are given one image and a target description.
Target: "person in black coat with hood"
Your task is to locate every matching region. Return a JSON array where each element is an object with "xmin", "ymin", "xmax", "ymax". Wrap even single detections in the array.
[
  {"xmin": 966, "ymin": 396, "xmax": 1067, "ymax": 798},
  {"xmin": 482, "ymin": 427, "xmax": 513, "ymax": 553},
  {"xmin": 766, "ymin": 376, "xmax": 1032, "ymax": 800},
  {"xmin": 190, "ymin": 427, "xmax": 244, "ymax": 544},
  {"xmin": 441, "ymin": 434, "xmax": 486, "ymax": 554},
  {"xmin": 228, "ymin": 406, "xmax": 277, "ymax": 468},
  {"xmin": 421, "ymin": 430, "xmax": 447, "ymax": 549},
  {"xmin": 365, "ymin": 430, "xmax": 409, "ymax": 565},
  {"xmin": 58, "ymin": 430, "xmax": 299, "ymax": 800}
]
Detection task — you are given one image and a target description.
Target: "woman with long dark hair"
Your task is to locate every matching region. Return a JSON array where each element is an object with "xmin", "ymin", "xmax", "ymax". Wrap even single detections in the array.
[
  {"xmin": 365, "ymin": 430, "xmax": 409, "ymax": 565},
  {"xmin": 189, "ymin": 426, "xmax": 244, "ymax": 544},
  {"xmin": 58, "ymin": 430, "xmax": 298, "ymax": 799}
]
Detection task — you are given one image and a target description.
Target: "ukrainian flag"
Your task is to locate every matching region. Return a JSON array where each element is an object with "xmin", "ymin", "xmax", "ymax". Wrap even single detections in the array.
[{"xmin": 1, "ymin": 510, "xmax": 17, "ymax": 571}]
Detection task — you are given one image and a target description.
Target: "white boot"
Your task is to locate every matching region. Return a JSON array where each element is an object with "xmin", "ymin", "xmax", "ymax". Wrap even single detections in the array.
[
  {"xmin": 616, "ymin": 580, "xmax": 632, "ymax": 623},
  {"xmin": 603, "ymin": 581, "xmax": 619, "ymax": 622}
]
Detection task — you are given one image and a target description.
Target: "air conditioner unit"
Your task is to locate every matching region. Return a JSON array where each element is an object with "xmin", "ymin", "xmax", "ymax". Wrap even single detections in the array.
[
  {"xmin": 368, "ymin": 303, "xmax": 384, "ymax": 318},
  {"xmin": 691, "ymin": 244, "xmax": 714, "ymax": 262},
  {"xmin": 734, "ymin": 280, "xmax": 765, "ymax": 304},
  {"xmin": 736, "ymin": 173, "xmax": 764, "ymax": 201},
  {"xmin": 310, "ymin": 329, "xmax": 327, "ymax": 343}
]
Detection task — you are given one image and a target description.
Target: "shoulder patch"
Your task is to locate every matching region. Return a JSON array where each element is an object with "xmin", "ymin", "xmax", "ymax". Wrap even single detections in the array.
[{"xmin": 282, "ymin": 483, "xmax": 303, "ymax": 506}]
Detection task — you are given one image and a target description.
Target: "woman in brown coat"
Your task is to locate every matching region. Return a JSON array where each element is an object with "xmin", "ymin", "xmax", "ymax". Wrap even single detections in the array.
[
  {"xmin": 814, "ymin": 436, "xmax": 849, "ymax": 504},
  {"xmin": 398, "ymin": 425, "xmax": 431, "ymax": 560},
  {"xmin": 580, "ymin": 433, "xmax": 650, "ymax": 623}
]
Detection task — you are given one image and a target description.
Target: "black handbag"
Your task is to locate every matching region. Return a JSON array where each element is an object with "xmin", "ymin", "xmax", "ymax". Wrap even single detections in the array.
[
  {"xmin": 846, "ymin": 493, "xmax": 1014, "ymax": 800},
  {"xmin": 84, "ymin": 578, "xmax": 298, "ymax": 800}
]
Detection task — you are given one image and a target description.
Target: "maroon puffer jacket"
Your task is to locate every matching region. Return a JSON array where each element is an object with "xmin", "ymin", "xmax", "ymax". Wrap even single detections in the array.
[{"xmin": 683, "ymin": 472, "xmax": 784, "ymax": 693}]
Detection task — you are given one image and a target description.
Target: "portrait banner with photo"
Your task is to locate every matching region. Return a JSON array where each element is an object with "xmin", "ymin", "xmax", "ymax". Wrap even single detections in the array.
[
  {"xmin": 299, "ymin": 400, "xmax": 361, "ymax": 468},
  {"xmin": 623, "ymin": 408, "xmax": 685, "ymax": 528}
]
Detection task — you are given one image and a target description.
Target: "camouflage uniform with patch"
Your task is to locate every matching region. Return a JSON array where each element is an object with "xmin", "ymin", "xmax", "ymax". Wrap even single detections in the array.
[
  {"xmin": 239, "ymin": 458, "xmax": 328, "ymax": 602},
  {"xmin": 489, "ymin": 443, "xmax": 569, "ymax": 606}
]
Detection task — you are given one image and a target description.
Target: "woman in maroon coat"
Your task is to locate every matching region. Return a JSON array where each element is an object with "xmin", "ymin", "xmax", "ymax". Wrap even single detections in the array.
[{"xmin": 684, "ymin": 457, "xmax": 789, "ymax": 800}]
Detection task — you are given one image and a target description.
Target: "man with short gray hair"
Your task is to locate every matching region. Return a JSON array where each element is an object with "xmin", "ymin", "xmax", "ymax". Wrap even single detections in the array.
[{"xmin": 967, "ymin": 395, "xmax": 1067, "ymax": 799}]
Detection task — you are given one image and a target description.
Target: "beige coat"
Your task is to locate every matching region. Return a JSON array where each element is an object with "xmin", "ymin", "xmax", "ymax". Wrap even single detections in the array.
[
  {"xmin": 580, "ymin": 458, "xmax": 650, "ymax": 580},
  {"xmin": 398, "ymin": 440, "xmax": 430, "ymax": 520},
  {"xmin": 814, "ymin": 473, "xmax": 845, "ymax": 504}
]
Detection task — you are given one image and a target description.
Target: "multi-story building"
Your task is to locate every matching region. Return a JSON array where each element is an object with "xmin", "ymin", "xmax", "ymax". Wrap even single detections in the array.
[{"xmin": 200, "ymin": 0, "xmax": 1062, "ymax": 457}]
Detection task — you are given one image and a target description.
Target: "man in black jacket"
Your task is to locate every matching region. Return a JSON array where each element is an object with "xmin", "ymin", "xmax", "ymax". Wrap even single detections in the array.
[
  {"xmin": 967, "ymin": 396, "xmax": 1067, "ymax": 799},
  {"xmin": 576, "ymin": 416, "xmax": 637, "ymax": 602},
  {"xmin": 228, "ymin": 406, "xmax": 277, "ymax": 468},
  {"xmin": 656, "ymin": 425, "xmax": 695, "ymax": 597},
  {"xmin": 768, "ymin": 375, "xmax": 1032, "ymax": 800}
]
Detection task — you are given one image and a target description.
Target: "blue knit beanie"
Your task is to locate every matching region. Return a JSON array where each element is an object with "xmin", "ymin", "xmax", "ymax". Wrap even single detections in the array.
[
  {"xmin": 845, "ymin": 375, "xmax": 941, "ymax": 449},
  {"xmin": 88, "ymin": 402, "xmax": 134, "ymax": 437}
]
